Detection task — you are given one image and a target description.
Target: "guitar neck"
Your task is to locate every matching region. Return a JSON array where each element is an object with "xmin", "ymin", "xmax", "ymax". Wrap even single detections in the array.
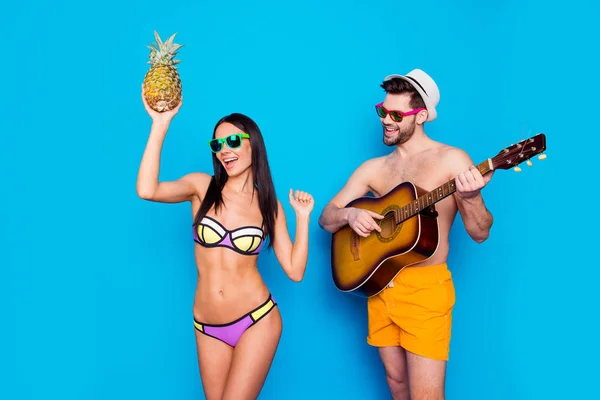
[{"xmin": 397, "ymin": 159, "xmax": 492, "ymax": 222}]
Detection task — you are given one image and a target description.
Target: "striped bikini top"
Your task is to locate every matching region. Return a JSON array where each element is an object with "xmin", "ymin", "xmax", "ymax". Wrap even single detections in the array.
[{"xmin": 193, "ymin": 215, "xmax": 264, "ymax": 256}]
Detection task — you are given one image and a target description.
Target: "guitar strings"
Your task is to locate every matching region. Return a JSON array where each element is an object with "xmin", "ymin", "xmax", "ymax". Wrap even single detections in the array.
[{"xmin": 375, "ymin": 142, "xmax": 536, "ymax": 229}]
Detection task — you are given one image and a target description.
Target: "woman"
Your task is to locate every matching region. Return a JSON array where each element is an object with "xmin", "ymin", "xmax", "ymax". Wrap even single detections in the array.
[{"xmin": 136, "ymin": 88, "xmax": 314, "ymax": 399}]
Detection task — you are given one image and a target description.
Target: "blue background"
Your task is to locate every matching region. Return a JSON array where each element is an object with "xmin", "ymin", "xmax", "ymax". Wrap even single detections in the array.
[{"xmin": 2, "ymin": 0, "xmax": 599, "ymax": 399}]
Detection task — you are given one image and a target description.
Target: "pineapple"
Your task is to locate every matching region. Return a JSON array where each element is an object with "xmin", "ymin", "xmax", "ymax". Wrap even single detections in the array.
[{"xmin": 143, "ymin": 31, "xmax": 183, "ymax": 112}]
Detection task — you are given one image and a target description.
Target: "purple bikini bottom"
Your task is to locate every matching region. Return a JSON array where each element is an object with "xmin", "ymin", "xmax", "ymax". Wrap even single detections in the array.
[{"xmin": 193, "ymin": 294, "xmax": 277, "ymax": 347}]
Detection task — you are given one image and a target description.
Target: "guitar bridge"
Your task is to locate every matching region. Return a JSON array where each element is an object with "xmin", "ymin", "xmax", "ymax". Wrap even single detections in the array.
[{"xmin": 351, "ymin": 231, "xmax": 360, "ymax": 261}]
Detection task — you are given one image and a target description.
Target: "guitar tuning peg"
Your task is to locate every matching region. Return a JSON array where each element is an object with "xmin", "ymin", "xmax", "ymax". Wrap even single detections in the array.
[
  {"xmin": 514, "ymin": 166, "xmax": 522, "ymax": 172},
  {"xmin": 538, "ymin": 153, "xmax": 547, "ymax": 160},
  {"xmin": 527, "ymin": 160, "xmax": 532, "ymax": 167}
]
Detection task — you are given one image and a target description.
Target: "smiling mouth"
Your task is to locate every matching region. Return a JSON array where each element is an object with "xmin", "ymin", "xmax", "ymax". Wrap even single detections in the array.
[
  {"xmin": 383, "ymin": 125, "xmax": 398, "ymax": 136},
  {"xmin": 223, "ymin": 157, "xmax": 238, "ymax": 169}
]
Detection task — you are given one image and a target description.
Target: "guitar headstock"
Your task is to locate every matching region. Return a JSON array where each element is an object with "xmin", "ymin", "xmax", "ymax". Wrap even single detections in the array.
[{"xmin": 492, "ymin": 133, "xmax": 547, "ymax": 172}]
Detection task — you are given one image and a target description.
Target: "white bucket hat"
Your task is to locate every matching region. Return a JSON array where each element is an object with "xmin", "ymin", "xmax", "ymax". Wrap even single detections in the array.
[{"xmin": 383, "ymin": 69, "xmax": 440, "ymax": 122}]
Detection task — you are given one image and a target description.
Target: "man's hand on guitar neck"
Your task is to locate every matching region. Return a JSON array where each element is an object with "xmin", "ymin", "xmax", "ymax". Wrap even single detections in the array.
[{"xmin": 455, "ymin": 165, "xmax": 494, "ymax": 200}]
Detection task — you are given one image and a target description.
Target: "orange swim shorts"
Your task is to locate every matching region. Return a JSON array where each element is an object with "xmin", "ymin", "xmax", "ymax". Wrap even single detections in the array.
[{"xmin": 366, "ymin": 263, "xmax": 456, "ymax": 361}]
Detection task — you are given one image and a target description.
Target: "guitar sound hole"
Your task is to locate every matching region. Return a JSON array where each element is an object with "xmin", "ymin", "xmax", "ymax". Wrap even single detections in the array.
[{"xmin": 378, "ymin": 211, "xmax": 398, "ymax": 239}]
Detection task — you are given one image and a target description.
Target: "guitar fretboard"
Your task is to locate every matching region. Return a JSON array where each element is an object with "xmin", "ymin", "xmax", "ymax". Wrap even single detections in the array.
[{"xmin": 396, "ymin": 160, "xmax": 492, "ymax": 222}]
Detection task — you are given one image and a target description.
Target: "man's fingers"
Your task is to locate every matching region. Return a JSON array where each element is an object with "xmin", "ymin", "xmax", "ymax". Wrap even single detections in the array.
[
  {"xmin": 354, "ymin": 225, "xmax": 369, "ymax": 237},
  {"xmin": 366, "ymin": 217, "xmax": 381, "ymax": 232},
  {"xmin": 353, "ymin": 222, "xmax": 370, "ymax": 237},
  {"xmin": 367, "ymin": 210, "xmax": 385, "ymax": 219}
]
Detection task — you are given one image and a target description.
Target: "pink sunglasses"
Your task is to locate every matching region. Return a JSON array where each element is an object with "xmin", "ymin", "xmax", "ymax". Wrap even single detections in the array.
[{"xmin": 375, "ymin": 102, "xmax": 425, "ymax": 122}]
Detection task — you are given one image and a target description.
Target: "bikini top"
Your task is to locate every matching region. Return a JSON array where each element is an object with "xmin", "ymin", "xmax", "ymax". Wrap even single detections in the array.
[{"xmin": 193, "ymin": 215, "xmax": 264, "ymax": 256}]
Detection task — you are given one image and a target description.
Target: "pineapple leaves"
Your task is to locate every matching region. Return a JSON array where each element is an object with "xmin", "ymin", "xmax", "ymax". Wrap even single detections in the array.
[
  {"xmin": 165, "ymin": 33, "xmax": 176, "ymax": 48},
  {"xmin": 147, "ymin": 31, "xmax": 183, "ymax": 66},
  {"xmin": 153, "ymin": 31, "xmax": 163, "ymax": 48}
]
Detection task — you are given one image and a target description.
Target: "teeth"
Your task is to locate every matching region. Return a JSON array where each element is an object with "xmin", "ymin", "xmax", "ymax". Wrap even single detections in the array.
[{"xmin": 224, "ymin": 158, "xmax": 238, "ymax": 162}]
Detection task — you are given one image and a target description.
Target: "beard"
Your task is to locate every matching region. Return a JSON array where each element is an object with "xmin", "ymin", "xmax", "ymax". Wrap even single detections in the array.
[{"xmin": 382, "ymin": 119, "xmax": 416, "ymax": 146}]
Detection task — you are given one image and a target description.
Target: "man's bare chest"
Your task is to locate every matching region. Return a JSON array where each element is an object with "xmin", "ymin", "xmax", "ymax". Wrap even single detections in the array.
[{"xmin": 370, "ymin": 158, "xmax": 450, "ymax": 197}]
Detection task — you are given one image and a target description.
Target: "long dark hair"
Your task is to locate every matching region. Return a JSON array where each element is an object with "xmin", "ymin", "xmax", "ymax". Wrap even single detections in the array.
[{"xmin": 193, "ymin": 113, "xmax": 278, "ymax": 249}]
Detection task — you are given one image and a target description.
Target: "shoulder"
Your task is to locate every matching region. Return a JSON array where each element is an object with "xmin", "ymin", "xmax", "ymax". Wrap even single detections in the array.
[
  {"xmin": 181, "ymin": 172, "xmax": 212, "ymax": 196},
  {"xmin": 274, "ymin": 198, "xmax": 286, "ymax": 221},
  {"xmin": 354, "ymin": 156, "xmax": 386, "ymax": 176},
  {"xmin": 362, "ymin": 156, "xmax": 387, "ymax": 169},
  {"xmin": 437, "ymin": 144, "xmax": 474, "ymax": 174},
  {"xmin": 441, "ymin": 145, "xmax": 471, "ymax": 162},
  {"xmin": 182, "ymin": 171, "xmax": 212, "ymax": 186}
]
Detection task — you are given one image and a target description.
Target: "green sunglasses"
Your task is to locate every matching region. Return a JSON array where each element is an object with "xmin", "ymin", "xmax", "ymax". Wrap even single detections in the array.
[{"xmin": 208, "ymin": 133, "xmax": 250, "ymax": 153}]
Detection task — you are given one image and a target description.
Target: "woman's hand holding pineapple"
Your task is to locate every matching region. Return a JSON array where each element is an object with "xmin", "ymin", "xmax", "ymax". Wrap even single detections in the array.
[{"xmin": 142, "ymin": 85, "xmax": 182, "ymax": 125}]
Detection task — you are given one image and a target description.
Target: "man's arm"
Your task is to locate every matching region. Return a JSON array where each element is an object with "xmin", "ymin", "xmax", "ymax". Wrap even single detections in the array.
[
  {"xmin": 318, "ymin": 159, "xmax": 383, "ymax": 236},
  {"xmin": 448, "ymin": 149, "xmax": 494, "ymax": 243}
]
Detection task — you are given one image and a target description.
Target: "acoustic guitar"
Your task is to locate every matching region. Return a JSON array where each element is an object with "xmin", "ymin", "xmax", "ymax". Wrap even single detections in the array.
[{"xmin": 330, "ymin": 133, "xmax": 547, "ymax": 298}]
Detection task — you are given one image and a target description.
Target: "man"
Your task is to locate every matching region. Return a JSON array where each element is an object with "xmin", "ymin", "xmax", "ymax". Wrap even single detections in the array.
[{"xmin": 318, "ymin": 69, "xmax": 494, "ymax": 399}]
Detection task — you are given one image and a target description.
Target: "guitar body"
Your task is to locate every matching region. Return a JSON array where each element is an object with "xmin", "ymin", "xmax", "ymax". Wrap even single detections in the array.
[{"xmin": 331, "ymin": 181, "xmax": 440, "ymax": 298}]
